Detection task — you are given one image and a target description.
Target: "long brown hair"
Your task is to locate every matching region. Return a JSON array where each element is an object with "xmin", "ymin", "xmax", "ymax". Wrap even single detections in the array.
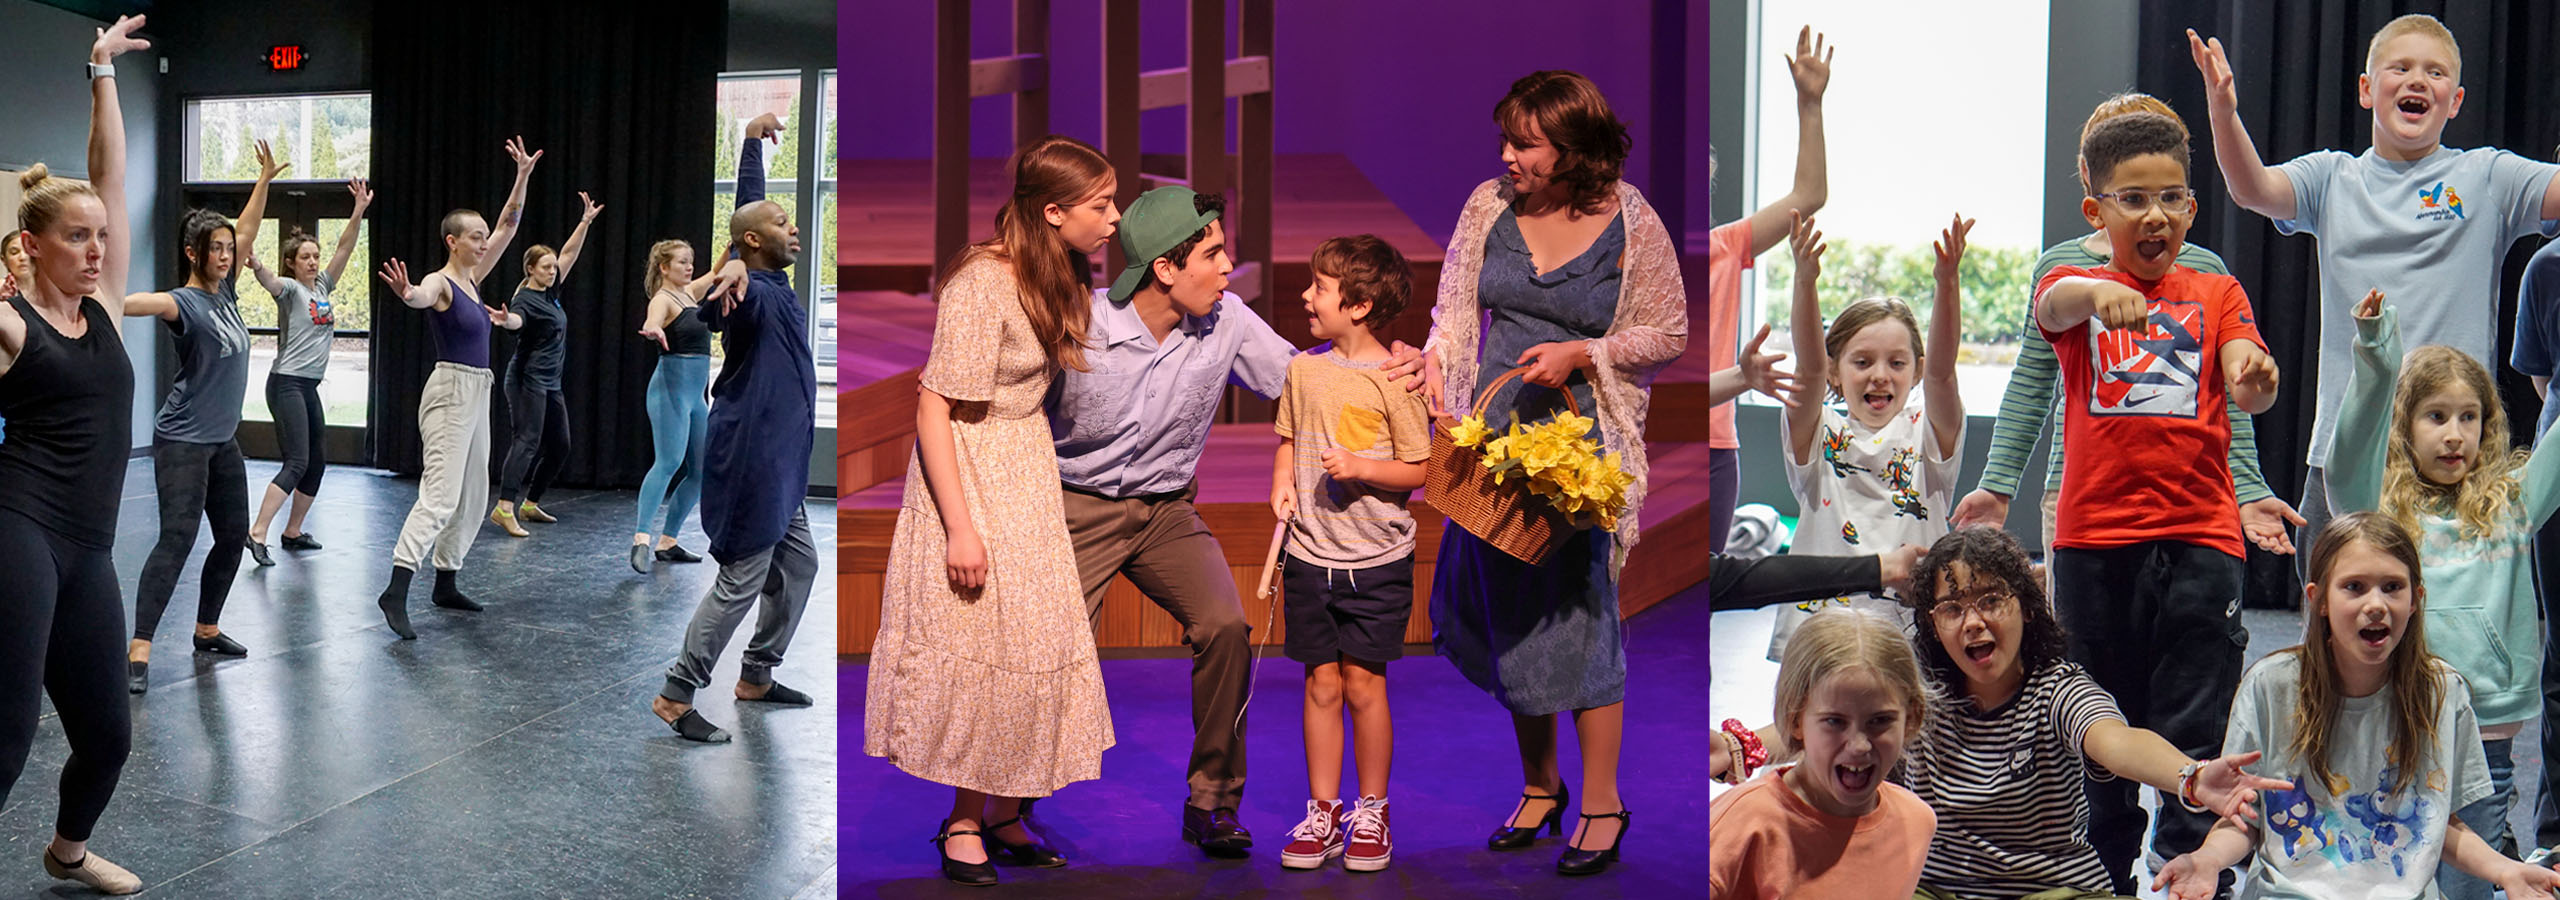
[
  {"xmin": 937, "ymin": 134, "xmax": 1109, "ymax": 373},
  {"xmin": 2382, "ymin": 344, "xmax": 2526, "ymax": 542},
  {"xmin": 2292, "ymin": 511, "xmax": 2440, "ymax": 796}
]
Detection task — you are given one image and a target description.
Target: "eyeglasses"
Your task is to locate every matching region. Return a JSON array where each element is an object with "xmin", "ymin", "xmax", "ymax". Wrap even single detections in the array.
[
  {"xmin": 1929, "ymin": 587, "xmax": 2018, "ymax": 626},
  {"xmin": 2094, "ymin": 188, "xmax": 2196, "ymax": 215}
]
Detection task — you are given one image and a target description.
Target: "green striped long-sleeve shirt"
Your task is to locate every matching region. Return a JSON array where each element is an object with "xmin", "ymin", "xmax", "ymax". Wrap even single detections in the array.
[{"xmin": 1975, "ymin": 235, "xmax": 2273, "ymax": 503}]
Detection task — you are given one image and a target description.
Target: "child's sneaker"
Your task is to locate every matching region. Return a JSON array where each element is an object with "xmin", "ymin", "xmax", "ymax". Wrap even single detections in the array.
[
  {"xmin": 1343, "ymin": 795, "xmax": 1391, "ymax": 872},
  {"xmin": 1279, "ymin": 799, "xmax": 1345, "ymax": 870}
]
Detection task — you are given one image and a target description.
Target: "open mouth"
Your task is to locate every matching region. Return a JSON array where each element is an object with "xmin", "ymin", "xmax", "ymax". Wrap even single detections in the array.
[
  {"xmin": 1843, "ymin": 761, "xmax": 1884, "ymax": 792},
  {"xmin": 2397, "ymin": 95, "xmax": 2432, "ymax": 118},
  {"xmin": 2358, "ymin": 623, "xmax": 2392, "ymax": 647},
  {"xmin": 2136, "ymin": 237, "xmax": 2170, "ymax": 261},
  {"xmin": 1964, "ymin": 638, "xmax": 1996, "ymax": 665},
  {"xmin": 1863, "ymin": 391, "xmax": 1894, "ymax": 412},
  {"xmin": 2437, "ymin": 453, "xmax": 2467, "ymax": 470}
]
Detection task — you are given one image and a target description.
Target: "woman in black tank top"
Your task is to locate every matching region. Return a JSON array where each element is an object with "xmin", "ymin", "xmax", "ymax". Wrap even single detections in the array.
[
  {"xmin": 0, "ymin": 15, "xmax": 152, "ymax": 894},
  {"xmin": 629, "ymin": 239, "xmax": 730, "ymax": 572}
]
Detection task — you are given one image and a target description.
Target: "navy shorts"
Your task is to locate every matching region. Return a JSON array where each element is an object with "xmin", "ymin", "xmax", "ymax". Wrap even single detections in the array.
[{"xmin": 1281, "ymin": 552, "xmax": 1415, "ymax": 666}]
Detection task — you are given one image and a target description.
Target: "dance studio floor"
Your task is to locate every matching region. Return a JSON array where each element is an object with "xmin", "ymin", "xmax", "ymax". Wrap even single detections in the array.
[
  {"xmin": 0, "ymin": 459, "xmax": 839, "ymax": 898},
  {"xmin": 839, "ymin": 585, "xmax": 1717, "ymax": 897}
]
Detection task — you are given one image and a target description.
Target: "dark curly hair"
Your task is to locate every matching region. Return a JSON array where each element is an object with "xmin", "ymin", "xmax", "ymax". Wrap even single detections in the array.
[
  {"xmin": 2079, "ymin": 110, "xmax": 2190, "ymax": 194},
  {"xmin": 1495, "ymin": 70, "xmax": 1632, "ymax": 217},
  {"xmin": 1903, "ymin": 526, "xmax": 2071, "ymax": 691}
]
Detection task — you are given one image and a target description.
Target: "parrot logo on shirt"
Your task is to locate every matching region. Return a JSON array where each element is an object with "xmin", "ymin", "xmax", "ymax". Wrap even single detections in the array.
[
  {"xmin": 1819, "ymin": 428, "xmax": 1871, "ymax": 479},
  {"xmin": 2418, "ymin": 181, "xmax": 2465, "ymax": 221},
  {"xmin": 1884, "ymin": 449, "xmax": 1929, "ymax": 521}
]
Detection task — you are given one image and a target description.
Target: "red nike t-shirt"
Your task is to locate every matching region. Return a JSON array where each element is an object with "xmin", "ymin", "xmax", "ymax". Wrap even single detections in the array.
[{"xmin": 2034, "ymin": 264, "xmax": 2263, "ymax": 558}]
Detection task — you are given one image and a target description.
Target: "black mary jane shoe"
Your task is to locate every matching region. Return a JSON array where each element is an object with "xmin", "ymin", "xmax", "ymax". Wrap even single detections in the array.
[
  {"xmin": 984, "ymin": 816, "xmax": 1068, "ymax": 868},
  {"xmin": 243, "ymin": 539, "xmax": 274, "ymax": 567},
  {"xmin": 1555, "ymin": 809, "xmax": 1630, "ymax": 876},
  {"xmin": 655, "ymin": 544, "xmax": 704, "ymax": 564},
  {"xmin": 126, "ymin": 660, "xmax": 148, "ymax": 695},
  {"xmin": 193, "ymin": 632, "xmax": 249, "ymax": 656},
  {"xmin": 932, "ymin": 822, "xmax": 1000, "ymax": 886},
  {"xmin": 281, "ymin": 533, "xmax": 323, "ymax": 551},
  {"xmin": 1487, "ymin": 784, "xmax": 1569, "ymax": 850}
]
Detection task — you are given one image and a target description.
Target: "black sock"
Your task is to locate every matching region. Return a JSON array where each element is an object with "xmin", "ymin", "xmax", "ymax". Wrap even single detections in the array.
[
  {"xmin": 431, "ymin": 569, "xmax": 482, "ymax": 611},
  {"xmin": 378, "ymin": 566, "xmax": 417, "ymax": 639}
]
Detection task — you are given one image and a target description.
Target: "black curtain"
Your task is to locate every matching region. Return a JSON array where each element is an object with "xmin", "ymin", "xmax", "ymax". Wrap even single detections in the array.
[
  {"xmin": 368, "ymin": 0, "xmax": 726, "ymax": 486},
  {"xmin": 2135, "ymin": 0, "xmax": 2560, "ymax": 606}
]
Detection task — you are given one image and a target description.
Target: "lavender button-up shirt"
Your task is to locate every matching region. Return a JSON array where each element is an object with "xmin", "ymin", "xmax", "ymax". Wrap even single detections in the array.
[{"xmin": 1048, "ymin": 288, "xmax": 1295, "ymax": 498}]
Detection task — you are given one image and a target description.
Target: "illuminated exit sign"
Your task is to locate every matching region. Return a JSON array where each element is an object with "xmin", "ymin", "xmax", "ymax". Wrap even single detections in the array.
[{"xmin": 266, "ymin": 45, "xmax": 305, "ymax": 71}]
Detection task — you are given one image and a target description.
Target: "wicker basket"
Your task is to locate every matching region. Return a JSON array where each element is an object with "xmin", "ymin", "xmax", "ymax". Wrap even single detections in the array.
[{"xmin": 1429, "ymin": 367, "xmax": 1579, "ymax": 565}]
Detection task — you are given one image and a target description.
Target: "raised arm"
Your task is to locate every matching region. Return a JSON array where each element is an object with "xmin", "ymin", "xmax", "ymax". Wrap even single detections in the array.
[
  {"xmin": 232, "ymin": 138, "xmax": 285, "ymax": 292},
  {"xmin": 553, "ymin": 191, "xmax": 602, "ymax": 282},
  {"xmin": 322, "ymin": 178, "xmax": 371, "ymax": 287},
  {"xmin": 1708, "ymin": 323, "xmax": 1799, "ymax": 407},
  {"xmin": 468, "ymin": 137, "xmax": 542, "ymax": 285},
  {"xmin": 1784, "ymin": 211, "xmax": 1829, "ymax": 464},
  {"xmin": 90, "ymin": 15, "xmax": 148, "ymax": 313},
  {"xmin": 1923, "ymin": 214, "xmax": 1971, "ymax": 458},
  {"xmin": 1743, "ymin": 27, "xmax": 1831, "ymax": 257},
  {"xmin": 2190, "ymin": 29, "xmax": 2298, "ymax": 219}
]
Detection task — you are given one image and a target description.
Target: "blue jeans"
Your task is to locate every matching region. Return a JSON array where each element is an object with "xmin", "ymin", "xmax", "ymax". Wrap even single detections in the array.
[{"xmin": 2438, "ymin": 737, "xmax": 2517, "ymax": 900}]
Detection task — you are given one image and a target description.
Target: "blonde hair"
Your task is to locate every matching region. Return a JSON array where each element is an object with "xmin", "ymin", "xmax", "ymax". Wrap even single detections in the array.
[
  {"xmin": 1823, "ymin": 297, "xmax": 1926, "ymax": 401},
  {"xmin": 17, "ymin": 163, "xmax": 97, "ymax": 238},
  {"xmin": 515, "ymin": 244, "xmax": 556, "ymax": 297},
  {"xmin": 643, "ymin": 239, "xmax": 692, "ymax": 298},
  {"xmin": 2078, "ymin": 93, "xmax": 2190, "ymax": 192},
  {"xmin": 1774, "ymin": 609, "xmax": 1926, "ymax": 755},
  {"xmin": 2368, "ymin": 14, "xmax": 2461, "ymax": 80},
  {"xmin": 2293, "ymin": 512, "xmax": 2442, "ymax": 796},
  {"xmin": 2381, "ymin": 344, "xmax": 2525, "ymax": 542}
]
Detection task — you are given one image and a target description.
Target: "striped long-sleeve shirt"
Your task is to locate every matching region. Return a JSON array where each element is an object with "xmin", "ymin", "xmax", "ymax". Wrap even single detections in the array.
[{"xmin": 1975, "ymin": 235, "xmax": 2272, "ymax": 503}]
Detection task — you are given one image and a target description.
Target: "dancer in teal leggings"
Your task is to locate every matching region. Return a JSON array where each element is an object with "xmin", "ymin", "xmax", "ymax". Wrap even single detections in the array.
[{"xmin": 632, "ymin": 238, "xmax": 723, "ymax": 573}]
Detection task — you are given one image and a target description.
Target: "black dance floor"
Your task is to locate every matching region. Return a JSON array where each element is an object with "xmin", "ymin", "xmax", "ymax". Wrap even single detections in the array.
[{"xmin": 0, "ymin": 459, "xmax": 838, "ymax": 898}]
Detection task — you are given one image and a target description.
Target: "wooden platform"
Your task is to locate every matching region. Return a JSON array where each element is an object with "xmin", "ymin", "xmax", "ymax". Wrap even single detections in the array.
[
  {"xmin": 838, "ymin": 425, "xmax": 1719, "ymax": 655},
  {"xmin": 835, "ymin": 291, "xmax": 938, "ymax": 494}
]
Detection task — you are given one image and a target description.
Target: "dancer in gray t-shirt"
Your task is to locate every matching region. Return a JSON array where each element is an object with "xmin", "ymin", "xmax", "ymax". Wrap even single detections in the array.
[{"xmin": 243, "ymin": 177, "xmax": 370, "ymax": 566}]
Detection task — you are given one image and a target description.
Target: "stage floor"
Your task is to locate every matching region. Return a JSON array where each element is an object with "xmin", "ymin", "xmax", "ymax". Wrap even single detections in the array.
[
  {"xmin": 0, "ymin": 459, "xmax": 838, "ymax": 898},
  {"xmin": 839, "ymin": 583, "xmax": 1714, "ymax": 897}
]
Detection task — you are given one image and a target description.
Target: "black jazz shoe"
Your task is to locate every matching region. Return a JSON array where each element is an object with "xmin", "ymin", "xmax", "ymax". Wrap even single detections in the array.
[
  {"xmin": 1555, "ymin": 809, "xmax": 1630, "ymax": 876},
  {"xmin": 193, "ymin": 632, "xmax": 249, "ymax": 656},
  {"xmin": 1182, "ymin": 805, "xmax": 1253, "ymax": 857},
  {"xmin": 243, "ymin": 539, "xmax": 274, "ymax": 567},
  {"xmin": 126, "ymin": 660, "xmax": 147, "ymax": 696},
  {"xmin": 1487, "ymin": 785, "xmax": 1569, "ymax": 850},
  {"xmin": 932, "ymin": 821, "xmax": 999, "ymax": 886},
  {"xmin": 281, "ymin": 533, "xmax": 322, "ymax": 551},
  {"xmin": 985, "ymin": 816, "xmax": 1067, "ymax": 868},
  {"xmin": 656, "ymin": 544, "xmax": 703, "ymax": 563}
]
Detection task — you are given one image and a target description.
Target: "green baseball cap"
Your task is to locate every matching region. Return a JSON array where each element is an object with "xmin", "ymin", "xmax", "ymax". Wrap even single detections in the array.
[{"xmin": 1106, "ymin": 186, "xmax": 1221, "ymax": 303}]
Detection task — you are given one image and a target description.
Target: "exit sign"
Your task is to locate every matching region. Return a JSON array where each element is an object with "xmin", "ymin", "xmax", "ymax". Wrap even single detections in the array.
[{"xmin": 266, "ymin": 45, "xmax": 305, "ymax": 71}]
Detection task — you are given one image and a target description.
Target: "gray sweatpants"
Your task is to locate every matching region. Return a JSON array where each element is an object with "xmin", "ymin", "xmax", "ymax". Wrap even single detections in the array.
[{"xmin": 661, "ymin": 507, "xmax": 816, "ymax": 704}]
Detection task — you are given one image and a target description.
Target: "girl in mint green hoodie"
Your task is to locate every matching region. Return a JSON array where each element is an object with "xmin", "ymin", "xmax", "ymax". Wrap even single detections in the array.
[{"xmin": 2329, "ymin": 288, "xmax": 2560, "ymax": 897}]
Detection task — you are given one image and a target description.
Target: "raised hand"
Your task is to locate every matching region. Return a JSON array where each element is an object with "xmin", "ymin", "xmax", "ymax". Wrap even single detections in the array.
[
  {"xmin": 2093, "ymin": 281, "xmax": 2149, "ymax": 332},
  {"xmin": 1933, "ymin": 214, "xmax": 1975, "ymax": 286},
  {"xmin": 376, "ymin": 258, "xmax": 414, "ymax": 297},
  {"xmin": 254, "ymin": 139, "xmax": 289, "ymax": 181},
  {"xmin": 2189, "ymin": 751, "xmax": 2296, "ymax": 827},
  {"xmin": 579, "ymin": 191, "xmax": 603, "ymax": 222},
  {"xmin": 2240, "ymin": 497, "xmax": 2305, "ymax": 556},
  {"xmin": 348, "ymin": 177, "xmax": 373, "ymax": 210},
  {"xmin": 1738, "ymin": 323, "xmax": 1798, "ymax": 405},
  {"xmin": 1788, "ymin": 209, "xmax": 1826, "ymax": 281},
  {"xmin": 1949, "ymin": 489, "xmax": 2011, "ymax": 530},
  {"xmin": 748, "ymin": 112, "xmax": 785, "ymax": 142},
  {"xmin": 2355, "ymin": 287, "xmax": 2385, "ymax": 320},
  {"xmin": 2188, "ymin": 29, "xmax": 2239, "ymax": 115},
  {"xmin": 506, "ymin": 136, "xmax": 543, "ymax": 174},
  {"xmin": 92, "ymin": 14, "xmax": 148, "ymax": 62},
  {"xmin": 1786, "ymin": 26, "xmax": 1832, "ymax": 103}
]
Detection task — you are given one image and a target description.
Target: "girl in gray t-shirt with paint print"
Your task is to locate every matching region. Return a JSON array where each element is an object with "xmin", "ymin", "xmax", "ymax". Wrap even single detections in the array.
[
  {"xmin": 117, "ymin": 139, "xmax": 283, "ymax": 692},
  {"xmin": 241, "ymin": 177, "xmax": 370, "ymax": 565}
]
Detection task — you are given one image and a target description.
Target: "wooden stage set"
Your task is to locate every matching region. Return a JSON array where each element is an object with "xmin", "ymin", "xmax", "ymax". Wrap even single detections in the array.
[{"xmin": 837, "ymin": 155, "xmax": 1718, "ymax": 656}]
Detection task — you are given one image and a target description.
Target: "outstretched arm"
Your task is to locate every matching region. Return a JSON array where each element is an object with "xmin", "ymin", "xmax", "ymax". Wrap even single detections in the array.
[
  {"xmin": 122, "ymin": 291, "xmax": 180, "ymax": 322},
  {"xmin": 377, "ymin": 259, "xmax": 447, "ymax": 310},
  {"xmin": 322, "ymin": 178, "xmax": 371, "ymax": 287},
  {"xmin": 468, "ymin": 136, "xmax": 542, "ymax": 284},
  {"xmin": 91, "ymin": 15, "xmax": 148, "ymax": 314},
  {"xmin": 1744, "ymin": 26, "xmax": 1831, "ymax": 257},
  {"xmin": 2189, "ymin": 29, "xmax": 2298, "ymax": 219},
  {"xmin": 637, "ymin": 289, "xmax": 683, "ymax": 350},
  {"xmin": 554, "ymin": 191, "xmax": 602, "ymax": 283}
]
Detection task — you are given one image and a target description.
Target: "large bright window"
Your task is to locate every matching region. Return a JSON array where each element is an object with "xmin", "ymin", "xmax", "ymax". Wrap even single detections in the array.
[
  {"xmin": 183, "ymin": 94, "xmax": 373, "ymax": 427},
  {"xmin": 716, "ymin": 70, "xmax": 837, "ymax": 428},
  {"xmin": 1744, "ymin": 1, "xmax": 2048, "ymax": 412}
]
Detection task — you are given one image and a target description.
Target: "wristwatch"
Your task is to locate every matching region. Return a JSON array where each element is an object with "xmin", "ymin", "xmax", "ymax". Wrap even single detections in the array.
[{"xmin": 86, "ymin": 62, "xmax": 113, "ymax": 79}]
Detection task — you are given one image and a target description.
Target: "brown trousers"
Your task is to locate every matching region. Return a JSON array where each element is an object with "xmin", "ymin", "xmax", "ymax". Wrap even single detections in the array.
[{"xmin": 1062, "ymin": 483, "xmax": 1251, "ymax": 811}]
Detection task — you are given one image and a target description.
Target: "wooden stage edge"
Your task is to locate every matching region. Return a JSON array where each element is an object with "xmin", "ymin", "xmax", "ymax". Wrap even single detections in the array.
[{"xmin": 837, "ymin": 440, "xmax": 1719, "ymax": 656}]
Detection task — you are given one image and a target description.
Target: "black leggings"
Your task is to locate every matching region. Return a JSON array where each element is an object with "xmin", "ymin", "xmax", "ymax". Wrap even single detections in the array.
[
  {"xmin": 266, "ymin": 372, "xmax": 326, "ymax": 496},
  {"xmin": 134, "ymin": 438, "xmax": 249, "ymax": 640},
  {"xmin": 500, "ymin": 380, "xmax": 568, "ymax": 505},
  {"xmin": 0, "ymin": 509, "xmax": 132, "ymax": 842}
]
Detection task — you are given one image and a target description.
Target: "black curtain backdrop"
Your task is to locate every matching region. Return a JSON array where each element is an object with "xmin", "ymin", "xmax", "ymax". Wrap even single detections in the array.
[
  {"xmin": 2135, "ymin": 0, "xmax": 2560, "ymax": 606},
  {"xmin": 368, "ymin": 0, "xmax": 726, "ymax": 486}
]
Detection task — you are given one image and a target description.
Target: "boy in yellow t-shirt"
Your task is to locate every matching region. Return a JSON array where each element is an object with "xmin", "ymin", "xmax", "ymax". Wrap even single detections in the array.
[{"xmin": 1269, "ymin": 235, "xmax": 1431, "ymax": 874}]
